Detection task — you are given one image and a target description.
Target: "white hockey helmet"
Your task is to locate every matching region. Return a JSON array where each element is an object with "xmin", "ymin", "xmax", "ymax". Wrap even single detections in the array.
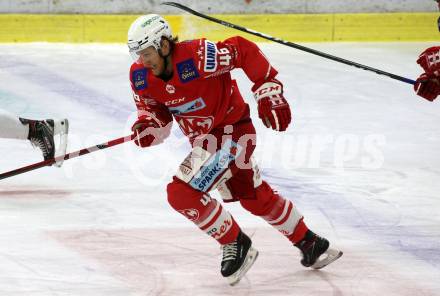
[{"xmin": 127, "ymin": 14, "xmax": 173, "ymax": 62}]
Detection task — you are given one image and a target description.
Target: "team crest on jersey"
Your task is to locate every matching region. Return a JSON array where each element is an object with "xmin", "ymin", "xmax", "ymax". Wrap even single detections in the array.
[
  {"xmin": 175, "ymin": 115, "xmax": 214, "ymax": 138},
  {"xmin": 132, "ymin": 68, "xmax": 147, "ymax": 90},
  {"xmin": 204, "ymin": 40, "xmax": 217, "ymax": 72},
  {"xmin": 177, "ymin": 59, "xmax": 199, "ymax": 83},
  {"xmin": 165, "ymin": 84, "xmax": 175, "ymax": 94},
  {"xmin": 168, "ymin": 97, "xmax": 206, "ymax": 115}
]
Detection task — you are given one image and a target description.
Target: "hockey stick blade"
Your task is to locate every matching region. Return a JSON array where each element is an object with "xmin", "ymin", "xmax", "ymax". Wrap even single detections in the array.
[
  {"xmin": 0, "ymin": 134, "xmax": 135, "ymax": 181},
  {"xmin": 162, "ymin": 2, "xmax": 416, "ymax": 85}
]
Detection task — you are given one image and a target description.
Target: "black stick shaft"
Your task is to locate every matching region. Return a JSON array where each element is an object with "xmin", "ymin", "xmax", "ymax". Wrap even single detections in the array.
[
  {"xmin": 163, "ymin": 2, "xmax": 416, "ymax": 85},
  {"xmin": 0, "ymin": 134, "xmax": 135, "ymax": 180}
]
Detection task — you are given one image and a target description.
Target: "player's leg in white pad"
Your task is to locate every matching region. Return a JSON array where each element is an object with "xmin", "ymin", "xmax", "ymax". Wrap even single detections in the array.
[
  {"xmin": 0, "ymin": 109, "xmax": 29, "ymax": 139},
  {"xmin": 172, "ymin": 145, "xmax": 258, "ymax": 285}
]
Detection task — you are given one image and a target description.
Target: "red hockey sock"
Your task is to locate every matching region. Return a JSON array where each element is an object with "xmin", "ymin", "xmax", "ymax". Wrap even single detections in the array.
[
  {"xmin": 287, "ymin": 218, "xmax": 309, "ymax": 244},
  {"xmin": 167, "ymin": 177, "xmax": 240, "ymax": 245},
  {"xmin": 240, "ymin": 181, "xmax": 309, "ymax": 244}
]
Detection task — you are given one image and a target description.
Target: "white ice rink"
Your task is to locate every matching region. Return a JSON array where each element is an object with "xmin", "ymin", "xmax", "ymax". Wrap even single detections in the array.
[{"xmin": 1, "ymin": 41, "xmax": 440, "ymax": 295}]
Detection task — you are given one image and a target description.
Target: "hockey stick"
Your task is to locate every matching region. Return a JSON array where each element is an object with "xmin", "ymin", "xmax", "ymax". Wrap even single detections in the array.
[
  {"xmin": 162, "ymin": 2, "xmax": 416, "ymax": 85},
  {"xmin": 0, "ymin": 134, "xmax": 135, "ymax": 180}
]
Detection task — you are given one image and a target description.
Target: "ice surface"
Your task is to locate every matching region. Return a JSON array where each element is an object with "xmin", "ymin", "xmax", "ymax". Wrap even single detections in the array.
[{"xmin": 1, "ymin": 42, "xmax": 440, "ymax": 295}]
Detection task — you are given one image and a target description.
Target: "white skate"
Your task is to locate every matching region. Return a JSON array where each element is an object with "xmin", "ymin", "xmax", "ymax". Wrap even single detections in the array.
[{"xmin": 52, "ymin": 118, "xmax": 69, "ymax": 167}]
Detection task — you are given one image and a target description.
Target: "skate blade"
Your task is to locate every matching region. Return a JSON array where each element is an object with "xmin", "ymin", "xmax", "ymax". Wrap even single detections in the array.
[
  {"xmin": 53, "ymin": 119, "xmax": 69, "ymax": 167},
  {"xmin": 227, "ymin": 247, "xmax": 259, "ymax": 286},
  {"xmin": 311, "ymin": 247, "xmax": 343, "ymax": 270}
]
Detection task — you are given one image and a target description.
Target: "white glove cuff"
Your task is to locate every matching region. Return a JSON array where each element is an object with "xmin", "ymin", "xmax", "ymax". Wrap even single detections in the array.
[{"xmin": 253, "ymin": 82, "xmax": 283, "ymax": 102}]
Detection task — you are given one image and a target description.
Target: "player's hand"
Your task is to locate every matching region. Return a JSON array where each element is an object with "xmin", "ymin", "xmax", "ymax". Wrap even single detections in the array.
[
  {"xmin": 252, "ymin": 78, "xmax": 291, "ymax": 131},
  {"xmin": 414, "ymin": 73, "xmax": 440, "ymax": 102},
  {"xmin": 131, "ymin": 111, "xmax": 172, "ymax": 148},
  {"xmin": 417, "ymin": 47, "xmax": 440, "ymax": 74}
]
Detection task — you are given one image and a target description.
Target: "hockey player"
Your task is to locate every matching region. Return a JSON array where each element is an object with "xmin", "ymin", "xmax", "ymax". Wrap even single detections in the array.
[
  {"xmin": 437, "ymin": 0, "xmax": 440, "ymax": 31},
  {"xmin": 414, "ymin": 46, "xmax": 440, "ymax": 101},
  {"xmin": 0, "ymin": 109, "xmax": 69, "ymax": 166},
  {"xmin": 127, "ymin": 14, "xmax": 342, "ymax": 285},
  {"xmin": 413, "ymin": 1, "xmax": 440, "ymax": 101}
]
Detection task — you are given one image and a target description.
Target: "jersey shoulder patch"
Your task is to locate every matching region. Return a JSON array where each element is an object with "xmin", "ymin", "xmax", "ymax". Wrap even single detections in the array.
[
  {"xmin": 177, "ymin": 59, "xmax": 200, "ymax": 83},
  {"xmin": 132, "ymin": 68, "xmax": 148, "ymax": 91},
  {"xmin": 204, "ymin": 40, "xmax": 218, "ymax": 73}
]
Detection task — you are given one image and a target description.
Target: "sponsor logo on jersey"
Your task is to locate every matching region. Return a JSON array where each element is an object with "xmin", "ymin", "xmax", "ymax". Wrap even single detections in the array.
[
  {"xmin": 179, "ymin": 160, "xmax": 193, "ymax": 177},
  {"xmin": 207, "ymin": 219, "xmax": 232, "ymax": 239},
  {"xmin": 176, "ymin": 115, "xmax": 214, "ymax": 138},
  {"xmin": 176, "ymin": 146, "xmax": 212, "ymax": 184},
  {"xmin": 168, "ymin": 97, "xmax": 206, "ymax": 115},
  {"xmin": 204, "ymin": 40, "xmax": 217, "ymax": 72},
  {"xmin": 132, "ymin": 68, "xmax": 147, "ymax": 90},
  {"xmin": 177, "ymin": 59, "xmax": 200, "ymax": 83},
  {"xmin": 189, "ymin": 139, "xmax": 243, "ymax": 192}
]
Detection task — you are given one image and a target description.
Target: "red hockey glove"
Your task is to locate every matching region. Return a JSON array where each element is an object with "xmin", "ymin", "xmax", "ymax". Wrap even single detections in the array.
[
  {"xmin": 252, "ymin": 78, "xmax": 291, "ymax": 131},
  {"xmin": 417, "ymin": 47, "xmax": 440, "ymax": 75},
  {"xmin": 414, "ymin": 73, "xmax": 440, "ymax": 102},
  {"xmin": 131, "ymin": 110, "xmax": 173, "ymax": 148}
]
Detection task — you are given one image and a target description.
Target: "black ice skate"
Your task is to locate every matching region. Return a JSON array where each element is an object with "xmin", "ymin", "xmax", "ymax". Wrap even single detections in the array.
[
  {"xmin": 221, "ymin": 231, "xmax": 259, "ymax": 286},
  {"xmin": 294, "ymin": 230, "xmax": 343, "ymax": 269},
  {"xmin": 21, "ymin": 118, "xmax": 69, "ymax": 167}
]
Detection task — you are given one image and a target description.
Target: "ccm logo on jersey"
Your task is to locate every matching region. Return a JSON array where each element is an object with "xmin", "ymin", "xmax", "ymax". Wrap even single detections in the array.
[
  {"xmin": 165, "ymin": 97, "xmax": 185, "ymax": 106},
  {"xmin": 132, "ymin": 68, "xmax": 147, "ymax": 90},
  {"xmin": 204, "ymin": 40, "xmax": 217, "ymax": 72},
  {"xmin": 177, "ymin": 59, "xmax": 200, "ymax": 83}
]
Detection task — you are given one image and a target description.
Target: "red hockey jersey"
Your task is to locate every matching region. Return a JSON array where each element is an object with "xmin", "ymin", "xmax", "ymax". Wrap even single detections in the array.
[{"xmin": 129, "ymin": 36, "xmax": 278, "ymax": 140}]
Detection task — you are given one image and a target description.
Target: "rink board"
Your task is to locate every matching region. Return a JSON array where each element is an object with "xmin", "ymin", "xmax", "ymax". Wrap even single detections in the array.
[{"xmin": 0, "ymin": 12, "xmax": 437, "ymax": 43}]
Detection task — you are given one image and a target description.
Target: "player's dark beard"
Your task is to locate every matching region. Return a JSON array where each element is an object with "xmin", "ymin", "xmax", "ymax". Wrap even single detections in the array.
[{"xmin": 158, "ymin": 51, "xmax": 173, "ymax": 81}]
